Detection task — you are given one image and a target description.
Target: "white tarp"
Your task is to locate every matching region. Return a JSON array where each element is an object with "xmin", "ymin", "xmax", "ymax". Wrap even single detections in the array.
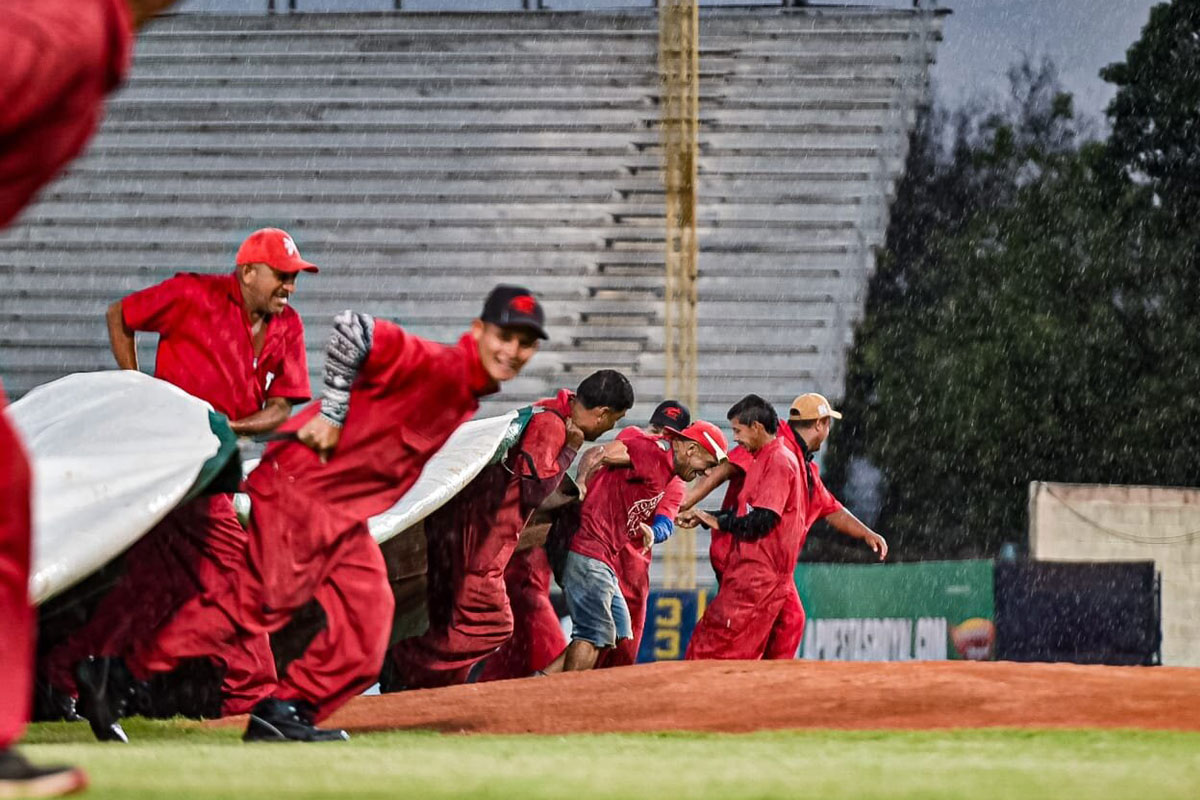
[
  {"xmin": 15, "ymin": 369, "xmax": 519, "ymax": 605},
  {"xmin": 234, "ymin": 411, "xmax": 519, "ymax": 544},
  {"xmin": 9, "ymin": 372, "xmax": 223, "ymax": 604},
  {"xmin": 364, "ymin": 412, "xmax": 517, "ymax": 543}
]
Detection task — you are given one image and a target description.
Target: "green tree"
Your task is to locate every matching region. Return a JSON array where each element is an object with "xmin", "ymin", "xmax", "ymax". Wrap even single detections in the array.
[{"xmin": 815, "ymin": 57, "xmax": 1160, "ymax": 561}]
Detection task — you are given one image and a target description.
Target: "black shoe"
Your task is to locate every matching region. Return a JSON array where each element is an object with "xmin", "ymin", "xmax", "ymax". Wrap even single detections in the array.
[
  {"xmin": 33, "ymin": 684, "xmax": 83, "ymax": 723},
  {"xmin": 0, "ymin": 748, "xmax": 88, "ymax": 797},
  {"xmin": 56, "ymin": 693, "xmax": 84, "ymax": 724},
  {"xmin": 243, "ymin": 698, "xmax": 349, "ymax": 743},
  {"xmin": 73, "ymin": 657, "xmax": 134, "ymax": 743}
]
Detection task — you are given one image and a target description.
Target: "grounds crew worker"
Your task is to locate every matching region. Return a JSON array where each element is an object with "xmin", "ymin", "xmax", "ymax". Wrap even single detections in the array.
[
  {"xmin": 560, "ymin": 420, "xmax": 727, "ymax": 671},
  {"xmin": 582, "ymin": 401, "xmax": 692, "ymax": 670},
  {"xmin": 491, "ymin": 400, "xmax": 692, "ymax": 679},
  {"xmin": 682, "ymin": 394, "xmax": 886, "ymax": 660},
  {"xmin": 74, "ymin": 286, "xmax": 548, "ymax": 742},
  {"xmin": 1, "ymin": 0, "xmax": 177, "ymax": 793},
  {"xmin": 48, "ymin": 228, "xmax": 315, "ymax": 741},
  {"xmin": 384, "ymin": 370, "xmax": 633, "ymax": 690}
]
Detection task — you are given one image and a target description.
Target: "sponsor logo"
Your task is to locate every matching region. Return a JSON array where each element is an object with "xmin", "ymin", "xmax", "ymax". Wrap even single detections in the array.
[
  {"xmin": 626, "ymin": 492, "xmax": 666, "ymax": 539},
  {"xmin": 950, "ymin": 617, "xmax": 996, "ymax": 661},
  {"xmin": 802, "ymin": 617, "xmax": 950, "ymax": 661},
  {"xmin": 508, "ymin": 294, "xmax": 537, "ymax": 315}
]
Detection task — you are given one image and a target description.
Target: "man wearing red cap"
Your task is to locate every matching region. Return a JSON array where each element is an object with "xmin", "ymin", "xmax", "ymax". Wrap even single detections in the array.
[
  {"xmin": 566, "ymin": 400, "xmax": 693, "ymax": 669},
  {"xmin": 75, "ymin": 285, "xmax": 548, "ymax": 742},
  {"xmin": 47, "ymin": 228, "xmax": 316, "ymax": 740},
  {"xmin": 560, "ymin": 418, "xmax": 727, "ymax": 671},
  {"xmin": 383, "ymin": 369, "xmax": 634, "ymax": 690},
  {"xmin": 681, "ymin": 393, "xmax": 886, "ymax": 660},
  {"xmin": 2, "ymin": 0, "xmax": 176, "ymax": 791},
  {"xmin": 478, "ymin": 398, "xmax": 685, "ymax": 681}
]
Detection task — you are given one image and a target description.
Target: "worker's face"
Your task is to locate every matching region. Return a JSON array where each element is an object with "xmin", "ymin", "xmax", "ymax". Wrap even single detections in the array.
[
  {"xmin": 573, "ymin": 405, "xmax": 626, "ymax": 441},
  {"xmin": 731, "ymin": 419, "xmax": 771, "ymax": 453},
  {"xmin": 812, "ymin": 417, "xmax": 833, "ymax": 450},
  {"xmin": 674, "ymin": 440, "xmax": 718, "ymax": 481},
  {"xmin": 239, "ymin": 263, "xmax": 296, "ymax": 316},
  {"xmin": 472, "ymin": 320, "xmax": 540, "ymax": 383}
]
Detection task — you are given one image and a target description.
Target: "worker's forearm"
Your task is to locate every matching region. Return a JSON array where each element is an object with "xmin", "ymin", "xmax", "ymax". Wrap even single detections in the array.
[
  {"xmin": 826, "ymin": 509, "xmax": 874, "ymax": 541},
  {"xmin": 680, "ymin": 460, "xmax": 736, "ymax": 512},
  {"xmin": 229, "ymin": 398, "xmax": 292, "ymax": 437},
  {"xmin": 106, "ymin": 301, "xmax": 138, "ymax": 370}
]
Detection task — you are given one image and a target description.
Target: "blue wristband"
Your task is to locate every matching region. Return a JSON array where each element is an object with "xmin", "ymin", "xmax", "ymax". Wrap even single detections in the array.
[{"xmin": 651, "ymin": 514, "xmax": 675, "ymax": 544}]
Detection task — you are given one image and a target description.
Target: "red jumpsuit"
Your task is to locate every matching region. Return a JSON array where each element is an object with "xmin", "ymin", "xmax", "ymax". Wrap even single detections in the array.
[
  {"xmin": 686, "ymin": 437, "xmax": 802, "ymax": 660},
  {"xmin": 706, "ymin": 425, "xmax": 844, "ymax": 659},
  {"xmin": 127, "ymin": 326, "xmax": 496, "ymax": 720},
  {"xmin": 476, "ymin": 546, "xmax": 564, "ymax": 681},
  {"xmin": 0, "ymin": 388, "xmax": 35, "ymax": 749},
  {"xmin": 0, "ymin": 0, "xmax": 134, "ymax": 747},
  {"xmin": 44, "ymin": 273, "xmax": 309, "ymax": 715},
  {"xmin": 761, "ymin": 425, "xmax": 842, "ymax": 659},
  {"xmin": 389, "ymin": 390, "xmax": 578, "ymax": 689}
]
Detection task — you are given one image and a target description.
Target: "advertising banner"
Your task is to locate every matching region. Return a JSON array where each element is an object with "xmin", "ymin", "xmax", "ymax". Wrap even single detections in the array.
[{"xmin": 795, "ymin": 560, "xmax": 995, "ymax": 661}]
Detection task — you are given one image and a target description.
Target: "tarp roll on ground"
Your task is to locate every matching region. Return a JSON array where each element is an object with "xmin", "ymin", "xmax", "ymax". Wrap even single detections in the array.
[{"xmin": 8, "ymin": 371, "xmax": 238, "ymax": 605}]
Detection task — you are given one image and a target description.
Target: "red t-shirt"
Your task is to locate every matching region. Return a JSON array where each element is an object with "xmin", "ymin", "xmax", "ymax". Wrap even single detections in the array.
[
  {"xmin": 251, "ymin": 325, "xmax": 497, "ymax": 528},
  {"xmin": 121, "ymin": 273, "xmax": 310, "ymax": 421},
  {"xmin": 0, "ymin": 0, "xmax": 133, "ymax": 227},
  {"xmin": 725, "ymin": 436, "xmax": 803, "ymax": 578},
  {"xmin": 615, "ymin": 427, "xmax": 686, "ymax": 519},
  {"xmin": 571, "ymin": 434, "xmax": 675, "ymax": 573}
]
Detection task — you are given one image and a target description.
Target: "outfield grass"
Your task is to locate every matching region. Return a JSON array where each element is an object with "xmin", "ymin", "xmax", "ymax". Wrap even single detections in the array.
[{"xmin": 19, "ymin": 720, "xmax": 1200, "ymax": 800}]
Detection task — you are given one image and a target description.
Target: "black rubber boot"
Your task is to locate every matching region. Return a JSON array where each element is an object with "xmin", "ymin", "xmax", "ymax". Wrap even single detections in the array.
[
  {"xmin": 0, "ymin": 748, "xmax": 88, "ymax": 797},
  {"xmin": 73, "ymin": 656, "xmax": 134, "ymax": 743},
  {"xmin": 243, "ymin": 698, "xmax": 349, "ymax": 743}
]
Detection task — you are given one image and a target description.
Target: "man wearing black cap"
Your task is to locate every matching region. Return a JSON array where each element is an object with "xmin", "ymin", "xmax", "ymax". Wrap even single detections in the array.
[
  {"xmin": 75, "ymin": 285, "xmax": 547, "ymax": 743},
  {"xmin": 382, "ymin": 369, "xmax": 634, "ymax": 690}
]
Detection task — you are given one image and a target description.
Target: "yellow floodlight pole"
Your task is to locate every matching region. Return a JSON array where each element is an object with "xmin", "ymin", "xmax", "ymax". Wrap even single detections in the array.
[{"xmin": 658, "ymin": 0, "xmax": 700, "ymax": 591}]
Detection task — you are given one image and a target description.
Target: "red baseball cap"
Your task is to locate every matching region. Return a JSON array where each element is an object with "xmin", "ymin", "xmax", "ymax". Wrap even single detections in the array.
[
  {"xmin": 235, "ymin": 228, "xmax": 319, "ymax": 274},
  {"xmin": 666, "ymin": 420, "xmax": 729, "ymax": 462}
]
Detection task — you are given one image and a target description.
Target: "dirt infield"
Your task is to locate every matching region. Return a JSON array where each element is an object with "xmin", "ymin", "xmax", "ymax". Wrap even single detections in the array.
[{"xmin": 296, "ymin": 660, "xmax": 1200, "ymax": 735}]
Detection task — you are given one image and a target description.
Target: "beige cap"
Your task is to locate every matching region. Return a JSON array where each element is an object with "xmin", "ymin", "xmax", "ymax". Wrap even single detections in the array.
[{"xmin": 789, "ymin": 393, "xmax": 843, "ymax": 421}]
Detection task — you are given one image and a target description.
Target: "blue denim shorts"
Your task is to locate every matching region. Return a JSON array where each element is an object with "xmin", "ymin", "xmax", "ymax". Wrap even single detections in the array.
[{"xmin": 563, "ymin": 551, "xmax": 632, "ymax": 648}]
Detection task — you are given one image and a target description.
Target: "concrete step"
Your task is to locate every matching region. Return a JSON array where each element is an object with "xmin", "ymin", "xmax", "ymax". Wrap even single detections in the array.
[
  {"xmin": 143, "ymin": 10, "xmax": 935, "ymax": 35},
  {"xmin": 116, "ymin": 73, "xmax": 905, "ymax": 98},
  {"xmin": 85, "ymin": 130, "xmax": 890, "ymax": 153},
  {"xmin": 129, "ymin": 29, "xmax": 926, "ymax": 58},
  {"xmin": 66, "ymin": 150, "xmax": 901, "ymax": 175}
]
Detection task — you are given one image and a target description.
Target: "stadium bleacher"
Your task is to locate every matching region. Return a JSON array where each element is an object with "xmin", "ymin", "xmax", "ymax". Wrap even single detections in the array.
[{"xmin": 1, "ymin": 6, "xmax": 942, "ymax": 431}]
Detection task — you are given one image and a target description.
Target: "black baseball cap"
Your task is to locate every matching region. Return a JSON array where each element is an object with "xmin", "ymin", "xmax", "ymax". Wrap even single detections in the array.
[
  {"xmin": 649, "ymin": 400, "xmax": 690, "ymax": 430},
  {"xmin": 480, "ymin": 284, "xmax": 549, "ymax": 340}
]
